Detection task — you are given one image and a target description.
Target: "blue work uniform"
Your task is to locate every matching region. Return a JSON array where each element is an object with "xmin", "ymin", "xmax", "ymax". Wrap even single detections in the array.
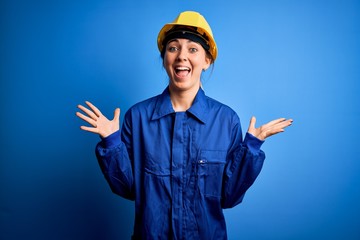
[{"xmin": 96, "ymin": 87, "xmax": 266, "ymax": 239}]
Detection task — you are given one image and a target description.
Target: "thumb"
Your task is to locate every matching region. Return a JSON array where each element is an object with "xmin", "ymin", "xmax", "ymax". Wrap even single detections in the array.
[
  {"xmin": 247, "ymin": 116, "xmax": 257, "ymax": 134},
  {"xmin": 249, "ymin": 116, "xmax": 256, "ymax": 130},
  {"xmin": 113, "ymin": 108, "xmax": 120, "ymax": 121}
]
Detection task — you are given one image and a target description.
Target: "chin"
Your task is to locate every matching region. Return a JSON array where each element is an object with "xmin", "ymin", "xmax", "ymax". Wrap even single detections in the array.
[{"xmin": 170, "ymin": 82, "xmax": 198, "ymax": 92}]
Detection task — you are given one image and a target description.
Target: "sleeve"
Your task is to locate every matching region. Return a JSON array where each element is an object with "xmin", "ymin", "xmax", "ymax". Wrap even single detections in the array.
[
  {"xmin": 221, "ymin": 117, "xmax": 266, "ymax": 209},
  {"xmin": 95, "ymin": 112, "xmax": 135, "ymax": 201}
]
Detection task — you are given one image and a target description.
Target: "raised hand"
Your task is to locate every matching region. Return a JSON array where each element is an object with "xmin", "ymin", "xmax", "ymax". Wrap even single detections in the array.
[
  {"xmin": 247, "ymin": 116, "xmax": 293, "ymax": 141},
  {"xmin": 76, "ymin": 101, "xmax": 120, "ymax": 138}
]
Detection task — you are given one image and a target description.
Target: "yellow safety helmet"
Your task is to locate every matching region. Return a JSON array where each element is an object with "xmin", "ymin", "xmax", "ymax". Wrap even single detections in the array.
[{"xmin": 157, "ymin": 11, "xmax": 218, "ymax": 61}]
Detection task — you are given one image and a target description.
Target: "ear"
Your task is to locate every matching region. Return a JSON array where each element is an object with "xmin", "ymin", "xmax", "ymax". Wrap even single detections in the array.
[
  {"xmin": 162, "ymin": 54, "xmax": 166, "ymax": 68},
  {"xmin": 203, "ymin": 56, "xmax": 211, "ymax": 71}
]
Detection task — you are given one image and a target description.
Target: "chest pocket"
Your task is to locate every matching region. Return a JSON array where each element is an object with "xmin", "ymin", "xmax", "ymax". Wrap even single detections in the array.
[{"xmin": 197, "ymin": 150, "xmax": 227, "ymax": 197}]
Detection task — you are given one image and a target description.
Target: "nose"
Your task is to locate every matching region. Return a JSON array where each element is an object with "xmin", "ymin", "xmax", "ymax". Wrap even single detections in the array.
[{"xmin": 176, "ymin": 48, "xmax": 188, "ymax": 61}]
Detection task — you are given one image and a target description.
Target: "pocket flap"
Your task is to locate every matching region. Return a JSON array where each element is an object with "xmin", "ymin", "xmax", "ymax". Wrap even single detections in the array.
[{"xmin": 199, "ymin": 150, "xmax": 227, "ymax": 164}]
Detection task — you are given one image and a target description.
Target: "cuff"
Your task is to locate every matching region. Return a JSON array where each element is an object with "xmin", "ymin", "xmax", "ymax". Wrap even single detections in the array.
[
  {"xmin": 101, "ymin": 130, "xmax": 121, "ymax": 149},
  {"xmin": 244, "ymin": 132, "xmax": 264, "ymax": 154}
]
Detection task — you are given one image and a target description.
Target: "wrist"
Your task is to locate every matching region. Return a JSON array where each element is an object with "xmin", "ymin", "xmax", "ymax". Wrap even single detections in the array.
[
  {"xmin": 101, "ymin": 130, "xmax": 121, "ymax": 148},
  {"xmin": 244, "ymin": 132, "xmax": 264, "ymax": 154}
]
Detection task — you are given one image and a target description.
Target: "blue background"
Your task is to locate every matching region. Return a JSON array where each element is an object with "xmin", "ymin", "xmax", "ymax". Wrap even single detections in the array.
[{"xmin": 1, "ymin": 0, "xmax": 359, "ymax": 239}]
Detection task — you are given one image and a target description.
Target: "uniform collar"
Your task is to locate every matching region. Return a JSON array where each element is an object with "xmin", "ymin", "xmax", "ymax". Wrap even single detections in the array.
[
  {"xmin": 151, "ymin": 87, "xmax": 208, "ymax": 124},
  {"xmin": 187, "ymin": 88, "xmax": 208, "ymax": 124}
]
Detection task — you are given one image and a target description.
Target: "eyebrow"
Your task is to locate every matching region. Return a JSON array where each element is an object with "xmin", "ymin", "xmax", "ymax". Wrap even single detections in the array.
[{"xmin": 167, "ymin": 39, "xmax": 200, "ymax": 45}]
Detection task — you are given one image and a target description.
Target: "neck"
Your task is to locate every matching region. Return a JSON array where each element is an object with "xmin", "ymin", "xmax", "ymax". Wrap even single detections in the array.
[{"xmin": 169, "ymin": 85, "xmax": 199, "ymax": 112}]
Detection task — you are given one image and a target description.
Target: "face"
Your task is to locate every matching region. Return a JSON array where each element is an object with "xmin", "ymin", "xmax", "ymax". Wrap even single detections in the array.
[{"xmin": 163, "ymin": 38, "xmax": 211, "ymax": 93}]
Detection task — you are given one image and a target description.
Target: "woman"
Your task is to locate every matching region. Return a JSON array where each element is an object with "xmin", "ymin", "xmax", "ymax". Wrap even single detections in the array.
[{"xmin": 76, "ymin": 11, "xmax": 292, "ymax": 240}]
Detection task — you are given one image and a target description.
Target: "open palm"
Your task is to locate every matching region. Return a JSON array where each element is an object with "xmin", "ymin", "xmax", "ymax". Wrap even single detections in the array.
[
  {"xmin": 76, "ymin": 101, "xmax": 120, "ymax": 138},
  {"xmin": 247, "ymin": 116, "xmax": 293, "ymax": 141}
]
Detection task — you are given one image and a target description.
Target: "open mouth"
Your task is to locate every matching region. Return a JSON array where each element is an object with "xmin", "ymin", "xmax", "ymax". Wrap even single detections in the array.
[{"xmin": 175, "ymin": 66, "xmax": 191, "ymax": 78}]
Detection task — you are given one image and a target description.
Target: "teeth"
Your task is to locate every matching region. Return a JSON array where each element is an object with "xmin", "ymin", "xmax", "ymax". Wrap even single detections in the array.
[{"xmin": 176, "ymin": 67, "xmax": 190, "ymax": 71}]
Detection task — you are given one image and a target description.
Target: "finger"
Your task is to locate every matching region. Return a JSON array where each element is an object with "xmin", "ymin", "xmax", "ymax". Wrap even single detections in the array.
[
  {"xmin": 113, "ymin": 108, "xmax": 120, "ymax": 121},
  {"xmin": 263, "ymin": 120, "xmax": 293, "ymax": 138},
  {"xmin": 271, "ymin": 119, "xmax": 293, "ymax": 130},
  {"xmin": 266, "ymin": 128, "xmax": 286, "ymax": 138},
  {"xmin": 279, "ymin": 119, "xmax": 293, "ymax": 128},
  {"xmin": 262, "ymin": 118, "xmax": 287, "ymax": 128},
  {"xmin": 250, "ymin": 116, "xmax": 256, "ymax": 127},
  {"xmin": 80, "ymin": 125, "xmax": 99, "ymax": 134},
  {"xmin": 248, "ymin": 116, "xmax": 256, "ymax": 130},
  {"xmin": 77, "ymin": 104, "xmax": 98, "ymax": 120},
  {"xmin": 85, "ymin": 101, "xmax": 102, "ymax": 117},
  {"xmin": 76, "ymin": 112, "xmax": 97, "ymax": 127}
]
